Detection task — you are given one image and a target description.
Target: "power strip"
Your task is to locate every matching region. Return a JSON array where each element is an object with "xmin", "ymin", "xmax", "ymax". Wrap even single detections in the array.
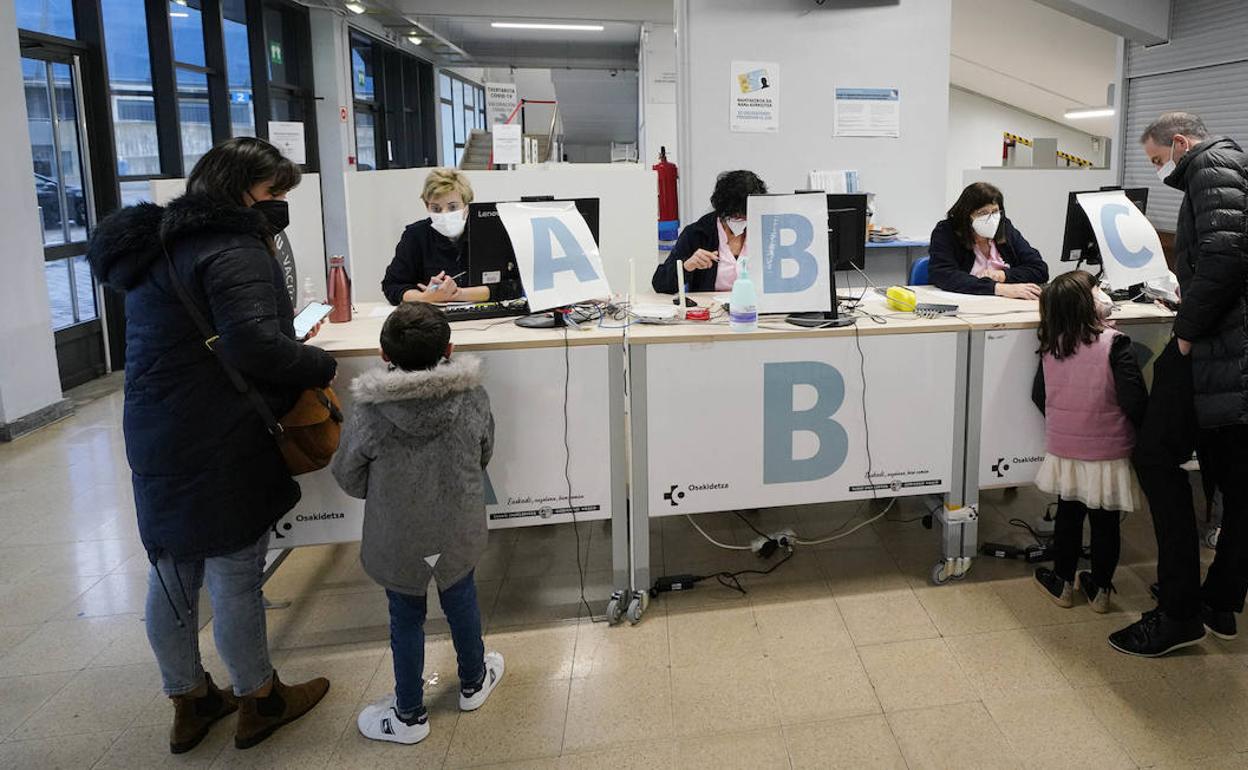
[{"xmin": 751, "ymin": 529, "xmax": 796, "ymax": 558}]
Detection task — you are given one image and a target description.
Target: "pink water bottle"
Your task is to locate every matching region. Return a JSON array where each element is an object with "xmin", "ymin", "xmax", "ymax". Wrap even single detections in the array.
[{"xmin": 327, "ymin": 255, "xmax": 352, "ymax": 323}]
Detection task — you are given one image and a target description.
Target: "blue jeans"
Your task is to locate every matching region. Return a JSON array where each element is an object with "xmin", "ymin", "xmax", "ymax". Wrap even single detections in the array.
[
  {"xmin": 388, "ymin": 571, "xmax": 485, "ymax": 715},
  {"xmin": 145, "ymin": 531, "xmax": 273, "ymax": 697}
]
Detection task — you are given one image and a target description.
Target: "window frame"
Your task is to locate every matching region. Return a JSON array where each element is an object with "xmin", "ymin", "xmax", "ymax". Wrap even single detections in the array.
[
  {"xmin": 349, "ymin": 28, "xmax": 435, "ymax": 171},
  {"xmin": 438, "ymin": 70, "xmax": 485, "ymax": 167}
]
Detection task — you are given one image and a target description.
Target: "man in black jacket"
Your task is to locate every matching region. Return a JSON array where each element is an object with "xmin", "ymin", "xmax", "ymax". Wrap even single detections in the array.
[{"xmin": 1110, "ymin": 113, "xmax": 1248, "ymax": 657}]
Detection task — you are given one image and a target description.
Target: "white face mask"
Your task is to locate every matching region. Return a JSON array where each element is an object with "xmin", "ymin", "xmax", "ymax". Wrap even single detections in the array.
[
  {"xmin": 971, "ymin": 211, "xmax": 1001, "ymax": 239},
  {"xmin": 1155, "ymin": 149, "xmax": 1176, "ymax": 183},
  {"xmin": 724, "ymin": 218, "xmax": 747, "ymax": 237},
  {"xmin": 430, "ymin": 209, "xmax": 467, "ymax": 240},
  {"xmin": 1093, "ymin": 287, "xmax": 1114, "ymax": 318}
]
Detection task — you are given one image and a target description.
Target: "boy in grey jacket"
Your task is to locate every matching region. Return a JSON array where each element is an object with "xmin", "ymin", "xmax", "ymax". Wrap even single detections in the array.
[{"xmin": 331, "ymin": 302, "xmax": 504, "ymax": 746}]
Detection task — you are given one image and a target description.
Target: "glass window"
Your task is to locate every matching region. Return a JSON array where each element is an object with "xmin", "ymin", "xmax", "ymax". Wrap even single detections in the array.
[
  {"xmin": 439, "ymin": 73, "xmax": 452, "ymax": 99},
  {"xmin": 351, "ymin": 36, "xmax": 375, "ymax": 102},
  {"xmin": 223, "ymin": 0, "xmax": 255, "ymax": 137},
  {"xmin": 441, "ymin": 101, "xmax": 454, "ymax": 166},
  {"xmin": 355, "ymin": 110, "xmax": 376, "ymax": 170},
  {"xmin": 16, "ymin": 0, "xmax": 76, "ymax": 38},
  {"xmin": 270, "ymin": 92, "xmax": 304, "ymax": 122},
  {"xmin": 103, "ymin": 0, "xmax": 160, "ymax": 176},
  {"xmin": 177, "ymin": 69, "xmax": 212, "ymax": 171},
  {"xmin": 452, "ymin": 81, "xmax": 465, "ymax": 143},
  {"xmin": 45, "ymin": 259, "xmax": 74, "ymax": 330},
  {"xmin": 169, "ymin": 0, "xmax": 206, "ymax": 67},
  {"xmin": 119, "ymin": 179, "xmax": 153, "ymax": 207},
  {"xmin": 264, "ymin": 6, "xmax": 290, "ymax": 85},
  {"xmin": 72, "ymin": 255, "xmax": 98, "ymax": 323}
]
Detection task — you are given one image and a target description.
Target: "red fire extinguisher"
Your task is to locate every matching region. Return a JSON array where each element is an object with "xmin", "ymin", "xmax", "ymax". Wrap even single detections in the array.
[
  {"xmin": 653, "ymin": 146, "xmax": 679, "ymax": 223},
  {"xmin": 327, "ymin": 255, "xmax": 352, "ymax": 323}
]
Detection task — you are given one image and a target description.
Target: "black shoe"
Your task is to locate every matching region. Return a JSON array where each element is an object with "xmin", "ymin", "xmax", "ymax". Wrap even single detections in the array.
[
  {"xmin": 1149, "ymin": 582, "xmax": 1159, "ymax": 602},
  {"xmin": 1033, "ymin": 567, "xmax": 1073, "ymax": 608},
  {"xmin": 1077, "ymin": 571, "xmax": 1113, "ymax": 614},
  {"xmin": 1108, "ymin": 608, "xmax": 1206, "ymax": 657},
  {"xmin": 1202, "ymin": 605, "xmax": 1238, "ymax": 640}
]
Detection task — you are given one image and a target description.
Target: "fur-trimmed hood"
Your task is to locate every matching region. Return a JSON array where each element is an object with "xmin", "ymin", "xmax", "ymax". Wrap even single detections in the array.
[
  {"xmin": 351, "ymin": 356, "xmax": 484, "ymax": 439},
  {"xmin": 87, "ymin": 193, "xmax": 271, "ymax": 290}
]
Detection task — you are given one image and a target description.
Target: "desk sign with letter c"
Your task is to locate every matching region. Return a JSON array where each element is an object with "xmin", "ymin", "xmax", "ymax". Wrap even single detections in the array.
[{"xmin": 746, "ymin": 192, "xmax": 832, "ymax": 314}]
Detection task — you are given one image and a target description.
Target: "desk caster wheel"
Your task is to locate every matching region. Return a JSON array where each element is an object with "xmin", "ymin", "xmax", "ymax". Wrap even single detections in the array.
[
  {"xmin": 930, "ymin": 557, "xmax": 970, "ymax": 585},
  {"xmin": 626, "ymin": 597, "xmax": 643, "ymax": 625},
  {"xmin": 606, "ymin": 591, "xmax": 626, "ymax": 626}
]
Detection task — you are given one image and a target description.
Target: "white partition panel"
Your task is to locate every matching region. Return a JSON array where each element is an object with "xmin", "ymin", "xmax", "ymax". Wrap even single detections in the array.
[
  {"xmin": 150, "ymin": 175, "xmax": 328, "ymax": 301},
  {"xmin": 343, "ymin": 164, "xmax": 657, "ymax": 304}
]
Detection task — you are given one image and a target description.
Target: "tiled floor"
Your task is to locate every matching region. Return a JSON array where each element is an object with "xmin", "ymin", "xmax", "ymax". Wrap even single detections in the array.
[{"xmin": 2, "ymin": 378, "xmax": 1247, "ymax": 769}]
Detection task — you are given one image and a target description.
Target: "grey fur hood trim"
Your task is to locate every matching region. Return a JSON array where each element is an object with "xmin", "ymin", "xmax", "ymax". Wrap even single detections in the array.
[{"xmin": 351, "ymin": 355, "xmax": 483, "ymax": 404}]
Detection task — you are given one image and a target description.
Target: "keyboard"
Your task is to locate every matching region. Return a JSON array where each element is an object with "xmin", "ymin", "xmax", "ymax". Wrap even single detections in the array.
[
  {"xmin": 441, "ymin": 300, "xmax": 529, "ymax": 322},
  {"xmin": 915, "ymin": 303, "xmax": 958, "ymax": 318}
]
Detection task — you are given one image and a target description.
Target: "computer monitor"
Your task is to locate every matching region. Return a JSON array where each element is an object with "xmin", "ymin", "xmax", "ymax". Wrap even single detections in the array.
[
  {"xmin": 1060, "ymin": 186, "xmax": 1148, "ymax": 264},
  {"xmin": 795, "ymin": 191, "xmax": 869, "ymax": 270},
  {"xmin": 465, "ymin": 198, "xmax": 600, "ymax": 290},
  {"xmin": 825, "ymin": 193, "xmax": 868, "ymax": 271}
]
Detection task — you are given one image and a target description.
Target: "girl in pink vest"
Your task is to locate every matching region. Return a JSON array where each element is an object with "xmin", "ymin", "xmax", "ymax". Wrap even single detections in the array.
[{"xmin": 1032, "ymin": 271, "xmax": 1148, "ymax": 612}]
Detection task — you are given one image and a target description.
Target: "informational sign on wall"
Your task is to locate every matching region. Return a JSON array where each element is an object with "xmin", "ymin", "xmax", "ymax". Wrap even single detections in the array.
[
  {"xmin": 485, "ymin": 82, "xmax": 519, "ymax": 125},
  {"xmin": 746, "ymin": 193, "xmax": 832, "ymax": 313},
  {"xmin": 497, "ymin": 201, "xmax": 611, "ymax": 311},
  {"xmin": 1076, "ymin": 190, "xmax": 1170, "ymax": 290},
  {"xmin": 834, "ymin": 87, "xmax": 901, "ymax": 138},
  {"xmin": 730, "ymin": 60, "xmax": 779, "ymax": 133},
  {"xmin": 268, "ymin": 121, "xmax": 306, "ymax": 165},
  {"xmin": 274, "ymin": 346, "xmax": 615, "ymax": 546},
  {"xmin": 645, "ymin": 333, "xmax": 958, "ymax": 514},
  {"xmin": 492, "ymin": 123, "xmax": 523, "ymax": 165}
]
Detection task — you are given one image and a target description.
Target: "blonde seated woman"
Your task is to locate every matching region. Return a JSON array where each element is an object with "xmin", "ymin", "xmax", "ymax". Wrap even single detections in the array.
[{"xmin": 381, "ymin": 168, "xmax": 522, "ymax": 305}]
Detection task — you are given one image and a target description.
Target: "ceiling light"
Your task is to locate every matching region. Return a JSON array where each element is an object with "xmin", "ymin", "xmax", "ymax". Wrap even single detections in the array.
[
  {"xmin": 407, "ymin": 34, "xmax": 422, "ymax": 45},
  {"xmin": 490, "ymin": 22, "xmax": 604, "ymax": 31},
  {"xmin": 1064, "ymin": 107, "xmax": 1115, "ymax": 119},
  {"xmin": 170, "ymin": 11, "xmax": 189, "ymax": 17},
  {"xmin": 172, "ymin": 0, "xmax": 188, "ymax": 6},
  {"xmin": 344, "ymin": 2, "xmax": 366, "ymax": 14}
]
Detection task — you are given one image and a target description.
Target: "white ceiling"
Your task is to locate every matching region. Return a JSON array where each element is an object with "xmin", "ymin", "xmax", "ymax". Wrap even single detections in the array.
[{"xmin": 951, "ymin": 0, "xmax": 1120, "ymax": 137}]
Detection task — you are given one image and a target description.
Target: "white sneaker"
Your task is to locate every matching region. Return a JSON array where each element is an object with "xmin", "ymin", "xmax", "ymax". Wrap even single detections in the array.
[
  {"xmin": 357, "ymin": 694, "xmax": 430, "ymax": 745},
  {"xmin": 459, "ymin": 651, "xmax": 504, "ymax": 711}
]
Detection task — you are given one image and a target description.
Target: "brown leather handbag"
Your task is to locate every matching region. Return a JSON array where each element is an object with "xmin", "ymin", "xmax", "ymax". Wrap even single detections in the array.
[
  {"xmin": 163, "ymin": 243, "xmax": 343, "ymax": 475},
  {"xmin": 276, "ymin": 387, "xmax": 344, "ymax": 475}
]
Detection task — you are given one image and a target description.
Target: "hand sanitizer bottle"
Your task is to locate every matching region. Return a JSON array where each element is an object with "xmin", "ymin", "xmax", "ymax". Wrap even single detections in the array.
[{"xmin": 729, "ymin": 257, "xmax": 758, "ymax": 332}]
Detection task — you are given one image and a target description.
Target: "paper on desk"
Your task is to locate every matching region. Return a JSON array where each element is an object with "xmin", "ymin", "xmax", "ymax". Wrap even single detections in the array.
[{"xmin": 368, "ymin": 306, "xmax": 394, "ymax": 318}]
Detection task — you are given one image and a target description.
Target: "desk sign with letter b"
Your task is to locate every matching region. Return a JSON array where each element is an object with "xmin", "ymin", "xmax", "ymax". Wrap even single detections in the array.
[
  {"xmin": 497, "ymin": 201, "xmax": 612, "ymax": 312},
  {"xmin": 747, "ymin": 192, "xmax": 831, "ymax": 313}
]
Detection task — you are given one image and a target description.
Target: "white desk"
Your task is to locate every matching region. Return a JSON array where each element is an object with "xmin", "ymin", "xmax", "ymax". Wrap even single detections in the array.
[{"xmin": 281, "ymin": 303, "xmax": 630, "ymax": 596}]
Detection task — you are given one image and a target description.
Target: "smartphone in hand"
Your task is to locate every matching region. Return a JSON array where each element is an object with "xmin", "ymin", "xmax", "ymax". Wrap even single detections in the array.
[{"xmin": 293, "ymin": 302, "xmax": 333, "ymax": 341}]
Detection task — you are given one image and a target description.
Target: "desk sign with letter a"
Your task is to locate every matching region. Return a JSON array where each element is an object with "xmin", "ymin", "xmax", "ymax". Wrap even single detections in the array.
[
  {"xmin": 747, "ymin": 192, "xmax": 831, "ymax": 314},
  {"xmin": 497, "ymin": 201, "xmax": 612, "ymax": 312}
]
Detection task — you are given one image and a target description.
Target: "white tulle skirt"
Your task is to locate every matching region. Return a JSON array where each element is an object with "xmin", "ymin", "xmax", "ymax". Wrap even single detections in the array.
[{"xmin": 1034, "ymin": 454, "xmax": 1140, "ymax": 512}]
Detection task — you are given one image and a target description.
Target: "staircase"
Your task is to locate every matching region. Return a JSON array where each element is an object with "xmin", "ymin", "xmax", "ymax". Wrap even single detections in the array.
[{"xmin": 458, "ymin": 130, "xmax": 554, "ymax": 170}]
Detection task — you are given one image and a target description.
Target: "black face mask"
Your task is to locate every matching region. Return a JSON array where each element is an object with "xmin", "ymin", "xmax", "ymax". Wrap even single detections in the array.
[{"xmin": 251, "ymin": 199, "xmax": 290, "ymax": 234}]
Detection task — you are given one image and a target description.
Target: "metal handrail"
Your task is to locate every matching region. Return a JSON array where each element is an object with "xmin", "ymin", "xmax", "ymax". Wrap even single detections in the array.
[{"xmin": 545, "ymin": 103, "xmax": 560, "ymax": 162}]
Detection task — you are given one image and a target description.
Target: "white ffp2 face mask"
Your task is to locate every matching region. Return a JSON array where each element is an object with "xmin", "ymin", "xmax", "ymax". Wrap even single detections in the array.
[
  {"xmin": 971, "ymin": 212, "xmax": 1001, "ymax": 239},
  {"xmin": 1093, "ymin": 287, "xmax": 1115, "ymax": 318},
  {"xmin": 430, "ymin": 209, "xmax": 467, "ymax": 240},
  {"xmin": 725, "ymin": 218, "xmax": 747, "ymax": 237},
  {"xmin": 1156, "ymin": 151, "xmax": 1176, "ymax": 183}
]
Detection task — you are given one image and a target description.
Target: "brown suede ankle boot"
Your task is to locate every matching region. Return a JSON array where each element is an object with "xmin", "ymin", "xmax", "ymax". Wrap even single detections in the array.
[
  {"xmin": 234, "ymin": 670, "xmax": 330, "ymax": 750},
  {"xmin": 169, "ymin": 672, "xmax": 237, "ymax": 754}
]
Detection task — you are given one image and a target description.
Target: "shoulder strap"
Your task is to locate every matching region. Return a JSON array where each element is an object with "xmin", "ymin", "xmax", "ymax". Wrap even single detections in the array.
[{"xmin": 161, "ymin": 241, "xmax": 284, "ymax": 436}]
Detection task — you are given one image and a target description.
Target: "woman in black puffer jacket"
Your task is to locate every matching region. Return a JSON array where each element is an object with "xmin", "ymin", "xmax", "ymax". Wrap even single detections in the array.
[{"xmin": 87, "ymin": 138, "xmax": 334, "ymax": 754}]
